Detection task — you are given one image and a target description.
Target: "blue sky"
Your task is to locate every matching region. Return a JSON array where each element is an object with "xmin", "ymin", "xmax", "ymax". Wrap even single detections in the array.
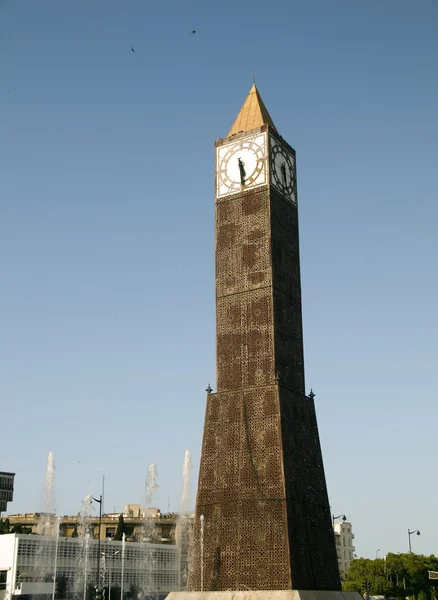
[{"xmin": 1, "ymin": 0, "xmax": 437, "ymax": 559}]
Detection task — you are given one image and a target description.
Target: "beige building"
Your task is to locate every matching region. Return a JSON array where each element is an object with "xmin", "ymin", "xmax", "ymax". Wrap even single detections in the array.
[
  {"xmin": 5, "ymin": 506, "xmax": 191, "ymax": 544},
  {"xmin": 333, "ymin": 520, "xmax": 355, "ymax": 576}
]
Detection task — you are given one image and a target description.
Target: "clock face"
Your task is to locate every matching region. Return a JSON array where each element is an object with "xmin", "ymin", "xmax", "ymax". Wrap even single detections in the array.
[
  {"xmin": 270, "ymin": 136, "xmax": 296, "ymax": 205},
  {"xmin": 216, "ymin": 133, "xmax": 267, "ymax": 198}
]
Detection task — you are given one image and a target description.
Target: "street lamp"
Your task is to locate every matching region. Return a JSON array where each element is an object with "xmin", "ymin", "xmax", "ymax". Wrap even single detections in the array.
[
  {"xmin": 376, "ymin": 549, "xmax": 380, "ymax": 559},
  {"xmin": 332, "ymin": 514, "xmax": 346, "ymax": 526},
  {"xmin": 101, "ymin": 550, "xmax": 120, "ymax": 600},
  {"xmin": 408, "ymin": 529, "xmax": 420, "ymax": 553},
  {"xmin": 92, "ymin": 495, "xmax": 103, "ymax": 598}
]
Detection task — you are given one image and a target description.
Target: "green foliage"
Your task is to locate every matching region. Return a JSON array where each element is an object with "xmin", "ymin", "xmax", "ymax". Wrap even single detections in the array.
[
  {"xmin": 0, "ymin": 519, "xmax": 10, "ymax": 534},
  {"xmin": 343, "ymin": 553, "xmax": 438, "ymax": 600},
  {"xmin": 0, "ymin": 519, "xmax": 31, "ymax": 535},
  {"xmin": 114, "ymin": 514, "xmax": 125, "ymax": 542},
  {"xmin": 10, "ymin": 524, "xmax": 32, "ymax": 534}
]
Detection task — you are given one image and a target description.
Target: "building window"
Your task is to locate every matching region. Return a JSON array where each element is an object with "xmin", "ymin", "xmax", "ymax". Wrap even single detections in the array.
[{"xmin": 0, "ymin": 571, "xmax": 7, "ymax": 591}]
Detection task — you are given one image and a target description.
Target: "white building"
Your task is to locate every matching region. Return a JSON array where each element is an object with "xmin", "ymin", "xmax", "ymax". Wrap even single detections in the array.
[
  {"xmin": 333, "ymin": 521, "xmax": 355, "ymax": 576},
  {"xmin": 0, "ymin": 534, "xmax": 181, "ymax": 600}
]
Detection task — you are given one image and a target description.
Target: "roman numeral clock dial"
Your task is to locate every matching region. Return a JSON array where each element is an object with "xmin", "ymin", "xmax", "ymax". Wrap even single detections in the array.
[
  {"xmin": 216, "ymin": 133, "xmax": 267, "ymax": 198},
  {"xmin": 270, "ymin": 136, "xmax": 297, "ymax": 205}
]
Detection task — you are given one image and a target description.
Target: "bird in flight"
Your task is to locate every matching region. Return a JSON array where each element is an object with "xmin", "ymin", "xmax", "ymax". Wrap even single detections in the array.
[
  {"xmin": 131, "ymin": 46, "xmax": 136, "ymax": 54},
  {"xmin": 191, "ymin": 30, "xmax": 196, "ymax": 34}
]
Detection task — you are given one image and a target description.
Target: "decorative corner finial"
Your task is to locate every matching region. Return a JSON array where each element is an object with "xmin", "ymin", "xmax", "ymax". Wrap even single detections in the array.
[
  {"xmin": 253, "ymin": 70, "xmax": 256, "ymax": 85},
  {"xmin": 206, "ymin": 383, "xmax": 212, "ymax": 395},
  {"xmin": 309, "ymin": 389, "xmax": 315, "ymax": 400}
]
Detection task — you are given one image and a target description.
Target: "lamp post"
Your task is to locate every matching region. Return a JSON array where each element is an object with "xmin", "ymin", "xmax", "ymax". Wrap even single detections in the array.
[
  {"xmin": 332, "ymin": 514, "xmax": 346, "ymax": 526},
  {"xmin": 408, "ymin": 529, "xmax": 420, "ymax": 553},
  {"xmin": 376, "ymin": 549, "xmax": 380, "ymax": 559},
  {"xmin": 93, "ymin": 495, "xmax": 103, "ymax": 599}
]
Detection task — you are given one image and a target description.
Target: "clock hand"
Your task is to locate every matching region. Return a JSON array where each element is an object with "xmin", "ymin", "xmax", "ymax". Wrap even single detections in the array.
[
  {"xmin": 238, "ymin": 157, "xmax": 246, "ymax": 185},
  {"xmin": 280, "ymin": 162, "xmax": 287, "ymax": 186}
]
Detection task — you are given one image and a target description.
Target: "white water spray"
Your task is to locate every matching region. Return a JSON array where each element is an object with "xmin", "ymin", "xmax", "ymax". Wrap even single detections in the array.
[
  {"xmin": 72, "ymin": 494, "xmax": 93, "ymax": 600},
  {"xmin": 200, "ymin": 514, "xmax": 205, "ymax": 593},
  {"xmin": 121, "ymin": 533, "xmax": 126, "ymax": 600},
  {"xmin": 178, "ymin": 450, "xmax": 193, "ymax": 590},
  {"xmin": 34, "ymin": 453, "xmax": 56, "ymax": 583},
  {"xmin": 38, "ymin": 452, "xmax": 56, "ymax": 535},
  {"xmin": 145, "ymin": 463, "xmax": 159, "ymax": 506},
  {"xmin": 180, "ymin": 450, "xmax": 193, "ymax": 514},
  {"xmin": 100, "ymin": 553, "xmax": 106, "ymax": 592},
  {"xmin": 141, "ymin": 464, "xmax": 159, "ymax": 597},
  {"xmin": 82, "ymin": 535, "xmax": 90, "ymax": 600},
  {"xmin": 52, "ymin": 517, "xmax": 61, "ymax": 600}
]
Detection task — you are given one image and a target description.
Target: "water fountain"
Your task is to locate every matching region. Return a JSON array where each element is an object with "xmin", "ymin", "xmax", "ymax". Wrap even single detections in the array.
[
  {"xmin": 37, "ymin": 451, "xmax": 56, "ymax": 535},
  {"xmin": 82, "ymin": 535, "xmax": 90, "ymax": 600},
  {"xmin": 121, "ymin": 533, "xmax": 126, "ymax": 600},
  {"xmin": 177, "ymin": 450, "xmax": 193, "ymax": 590},
  {"xmin": 141, "ymin": 464, "xmax": 159, "ymax": 598},
  {"xmin": 52, "ymin": 517, "xmax": 61, "ymax": 600},
  {"xmin": 33, "ymin": 452, "xmax": 56, "ymax": 585},
  {"xmin": 199, "ymin": 515, "xmax": 204, "ymax": 594},
  {"xmin": 180, "ymin": 450, "xmax": 192, "ymax": 515},
  {"xmin": 100, "ymin": 553, "xmax": 107, "ymax": 594},
  {"xmin": 71, "ymin": 493, "xmax": 93, "ymax": 600},
  {"xmin": 145, "ymin": 463, "xmax": 159, "ymax": 507}
]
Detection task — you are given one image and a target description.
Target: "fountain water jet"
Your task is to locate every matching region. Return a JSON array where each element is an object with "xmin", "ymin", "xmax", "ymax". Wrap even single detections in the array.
[
  {"xmin": 82, "ymin": 535, "xmax": 90, "ymax": 600},
  {"xmin": 71, "ymin": 494, "xmax": 93, "ymax": 600},
  {"xmin": 180, "ymin": 450, "xmax": 192, "ymax": 514},
  {"xmin": 33, "ymin": 452, "xmax": 56, "ymax": 584},
  {"xmin": 141, "ymin": 464, "xmax": 159, "ymax": 598},
  {"xmin": 121, "ymin": 533, "xmax": 126, "ymax": 600},
  {"xmin": 145, "ymin": 463, "xmax": 159, "ymax": 507},
  {"xmin": 177, "ymin": 450, "xmax": 193, "ymax": 590},
  {"xmin": 200, "ymin": 515, "xmax": 204, "ymax": 594},
  {"xmin": 37, "ymin": 452, "xmax": 56, "ymax": 535},
  {"xmin": 52, "ymin": 517, "xmax": 61, "ymax": 600}
]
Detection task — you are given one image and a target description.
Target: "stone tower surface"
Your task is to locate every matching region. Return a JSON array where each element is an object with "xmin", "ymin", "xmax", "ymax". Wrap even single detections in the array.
[{"xmin": 188, "ymin": 86, "xmax": 341, "ymax": 592}]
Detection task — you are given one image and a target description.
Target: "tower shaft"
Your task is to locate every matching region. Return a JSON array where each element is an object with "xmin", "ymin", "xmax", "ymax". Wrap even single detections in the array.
[{"xmin": 189, "ymin": 88, "xmax": 341, "ymax": 592}]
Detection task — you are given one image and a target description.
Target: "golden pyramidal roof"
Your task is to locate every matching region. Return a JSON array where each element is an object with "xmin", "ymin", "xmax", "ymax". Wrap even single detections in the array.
[{"xmin": 228, "ymin": 84, "xmax": 277, "ymax": 136}]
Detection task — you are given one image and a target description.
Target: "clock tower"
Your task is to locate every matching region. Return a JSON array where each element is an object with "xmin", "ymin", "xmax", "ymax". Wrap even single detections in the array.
[{"xmin": 188, "ymin": 85, "xmax": 342, "ymax": 592}]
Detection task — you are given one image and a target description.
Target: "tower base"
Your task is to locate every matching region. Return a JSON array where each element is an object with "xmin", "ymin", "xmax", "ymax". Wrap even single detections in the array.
[{"xmin": 167, "ymin": 591, "xmax": 362, "ymax": 600}]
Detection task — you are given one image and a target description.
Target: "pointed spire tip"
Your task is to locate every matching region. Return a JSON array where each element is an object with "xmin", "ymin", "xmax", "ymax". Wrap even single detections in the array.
[{"xmin": 228, "ymin": 84, "xmax": 277, "ymax": 137}]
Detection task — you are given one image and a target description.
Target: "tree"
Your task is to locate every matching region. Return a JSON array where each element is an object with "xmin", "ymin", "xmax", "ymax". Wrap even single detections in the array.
[
  {"xmin": 0, "ymin": 519, "xmax": 10, "ymax": 534},
  {"xmin": 10, "ymin": 524, "xmax": 32, "ymax": 534},
  {"xmin": 343, "ymin": 554, "xmax": 438, "ymax": 600},
  {"xmin": 343, "ymin": 557, "xmax": 391, "ymax": 596},
  {"xmin": 114, "ymin": 514, "xmax": 125, "ymax": 541},
  {"xmin": 386, "ymin": 552, "xmax": 438, "ymax": 600}
]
